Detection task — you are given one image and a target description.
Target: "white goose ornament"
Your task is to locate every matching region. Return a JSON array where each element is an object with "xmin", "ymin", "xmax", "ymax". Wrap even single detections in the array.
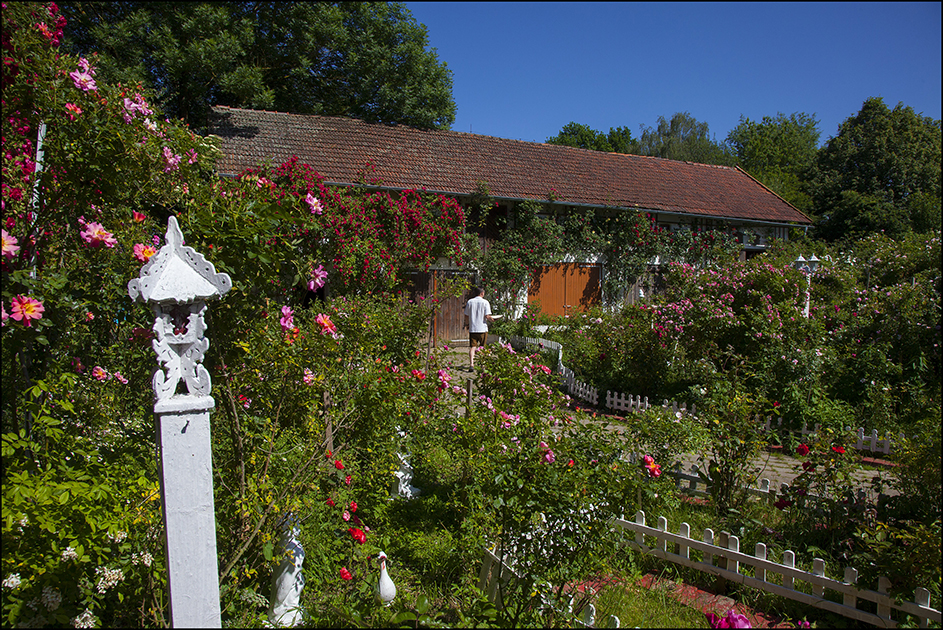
[{"xmin": 375, "ymin": 551, "xmax": 396, "ymax": 606}]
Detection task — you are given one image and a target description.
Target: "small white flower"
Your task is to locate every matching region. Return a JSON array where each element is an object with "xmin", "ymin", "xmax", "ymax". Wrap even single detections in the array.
[
  {"xmin": 61, "ymin": 547, "xmax": 79, "ymax": 562},
  {"xmin": 72, "ymin": 608, "xmax": 97, "ymax": 628},
  {"xmin": 2, "ymin": 573, "xmax": 22, "ymax": 589},
  {"xmin": 94, "ymin": 566, "xmax": 124, "ymax": 594},
  {"xmin": 106, "ymin": 530, "xmax": 127, "ymax": 544},
  {"xmin": 41, "ymin": 585, "xmax": 61, "ymax": 611}
]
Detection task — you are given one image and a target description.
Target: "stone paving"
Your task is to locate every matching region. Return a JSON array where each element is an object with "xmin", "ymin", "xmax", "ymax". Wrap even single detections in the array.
[{"xmin": 435, "ymin": 344, "xmax": 899, "ymax": 497}]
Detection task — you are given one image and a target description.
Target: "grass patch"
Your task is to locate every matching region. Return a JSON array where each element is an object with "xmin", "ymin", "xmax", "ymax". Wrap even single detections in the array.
[{"xmin": 593, "ymin": 578, "xmax": 709, "ymax": 628}]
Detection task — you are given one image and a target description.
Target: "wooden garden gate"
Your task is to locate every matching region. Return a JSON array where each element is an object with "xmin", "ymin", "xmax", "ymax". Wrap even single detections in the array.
[{"xmin": 406, "ymin": 268, "xmax": 478, "ymax": 346}]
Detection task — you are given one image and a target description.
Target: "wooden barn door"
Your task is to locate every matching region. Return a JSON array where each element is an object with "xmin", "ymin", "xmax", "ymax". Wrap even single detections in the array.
[{"xmin": 528, "ymin": 263, "xmax": 601, "ymax": 317}]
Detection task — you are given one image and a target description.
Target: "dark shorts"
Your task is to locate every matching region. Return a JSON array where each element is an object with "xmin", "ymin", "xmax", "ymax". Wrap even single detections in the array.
[{"xmin": 469, "ymin": 332, "xmax": 488, "ymax": 348}]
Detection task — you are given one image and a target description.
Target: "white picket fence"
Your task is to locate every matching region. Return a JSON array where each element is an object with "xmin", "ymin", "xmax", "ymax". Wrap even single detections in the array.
[
  {"xmin": 760, "ymin": 417, "xmax": 905, "ymax": 457},
  {"xmin": 506, "ymin": 335, "xmax": 907, "ymax": 456},
  {"xmin": 504, "ymin": 335, "xmax": 694, "ymax": 415},
  {"xmin": 478, "ymin": 546, "xmax": 622, "ymax": 628},
  {"xmin": 480, "ymin": 512, "xmax": 941, "ymax": 628},
  {"xmin": 616, "ymin": 510, "xmax": 940, "ymax": 628}
]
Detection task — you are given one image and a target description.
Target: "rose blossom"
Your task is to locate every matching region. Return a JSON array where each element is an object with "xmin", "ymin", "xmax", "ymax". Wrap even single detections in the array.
[
  {"xmin": 10, "ymin": 295, "xmax": 44, "ymax": 326},
  {"xmin": 1, "ymin": 229, "xmax": 19, "ymax": 260},
  {"xmin": 307, "ymin": 264, "xmax": 328, "ymax": 290},
  {"xmin": 80, "ymin": 222, "xmax": 117, "ymax": 248},
  {"xmin": 133, "ymin": 243, "xmax": 157, "ymax": 263},
  {"xmin": 305, "ymin": 192, "xmax": 323, "ymax": 215},
  {"xmin": 280, "ymin": 306, "xmax": 295, "ymax": 332}
]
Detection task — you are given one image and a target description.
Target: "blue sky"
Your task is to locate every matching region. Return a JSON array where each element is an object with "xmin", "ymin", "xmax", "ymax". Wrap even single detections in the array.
[{"xmin": 405, "ymin": 2, "xmax": 942, "ymax": 147}]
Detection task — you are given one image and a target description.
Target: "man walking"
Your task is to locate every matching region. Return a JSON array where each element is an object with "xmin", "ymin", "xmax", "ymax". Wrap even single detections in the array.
[{"xmin": 463, "ymin": 287, "xmax": 493, "ymax": 370}]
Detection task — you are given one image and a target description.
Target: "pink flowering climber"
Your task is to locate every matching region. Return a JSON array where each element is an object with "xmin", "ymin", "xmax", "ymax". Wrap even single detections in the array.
[
  {"xmin": 92, "ymin": 366, "xmax": 109, "ymax": 381},
  {"xmin": 133, "ymin": 243, "xmax": 157, "ymax": 263},
  {"xmin": 162, "ymin": 147, "xmax": 181, "ymax": 173},
  {"xmin": 316, "ymin": 313, "xmax": 339, "ymax": 338},
  {"xmin": 307, "ymin": 265, "xmax": 328, "ymax": 291},
  {"xmin": 80, "ymin": 222, "xmax": 117, "ymax": 248},
  {"xmin": 643, "ymin": 454, "xmax": 662, "ymax": 478},
  {"xmin": 1, "ymin": 229, "xmax": 19, "ymax": 260},
  {"xmin": 10, "ymin": 295, "xmax": 44, "ymax": 327},
  {"xmin": 280, "ymin": 306, "xmax": 295, "ymax": 332},
  {"xmin": 69, "ymin": 58, "xmax": 97, "ymax": 91},
  {"xmin": 305, "ymin": 192, "xmax": 323, "ymax": 215},
  {"xmin": 65, "ymin": 103, "xmax": 82, "ymax": 121},
  {"xmin": 2, "ymin": 302, "xmax": 9, "ymax": 326}
]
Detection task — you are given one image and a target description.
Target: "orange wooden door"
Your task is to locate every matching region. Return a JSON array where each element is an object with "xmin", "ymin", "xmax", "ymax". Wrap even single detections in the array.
[{"xmin": 528, "ymin": 263, "xmax": 600, "ymax": 317}]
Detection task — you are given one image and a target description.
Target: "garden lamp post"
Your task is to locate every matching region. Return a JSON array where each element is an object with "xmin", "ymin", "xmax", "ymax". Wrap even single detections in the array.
[
  {"xmin": 128, "ymin": 216, "xmax": 231, "ymax": 628},
  {"xmin": 793, "ymin": 254, "xmax": 819, "ymax": 318}
]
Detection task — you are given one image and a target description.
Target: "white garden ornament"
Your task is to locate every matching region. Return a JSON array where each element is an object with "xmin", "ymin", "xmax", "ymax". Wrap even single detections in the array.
[
  {"xmin": 267, "ymin": 514, "xmax": 305, "ymax": 627},
  {"xmin": 375, "ymin": 551, "xmax": 396, "ymax": 606}
]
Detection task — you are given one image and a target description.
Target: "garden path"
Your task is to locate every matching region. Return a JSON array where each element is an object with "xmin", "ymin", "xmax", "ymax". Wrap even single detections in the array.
[{"xmin": 436, "ymin": 345, "xmax": 899, "ymax": 497}]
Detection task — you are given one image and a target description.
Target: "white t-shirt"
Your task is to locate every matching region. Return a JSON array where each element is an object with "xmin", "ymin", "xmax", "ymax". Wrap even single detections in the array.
[{"xmin": 464, "ymin": 296, "xmax": 492, "ymax": 333}]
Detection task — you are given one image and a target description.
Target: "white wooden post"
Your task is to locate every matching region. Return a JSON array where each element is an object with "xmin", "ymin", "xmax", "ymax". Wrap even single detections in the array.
[
  {"xmin": 843, "ymin": 567, "xmax": 858, "ymax": 609},
  {"xmin": 702, "ymin": 528, "xmax": 714, "ymax": 567},
  {"xmin": 755, "ymin": 543, "xmax": 767, "ymax": 583},
  {"xmin": 129, "ymin": 216, "xmax": 231, "ymax": 628},
  {"xmin": 679, "ymin": 523, "xmax": 690, "ymax": 560},
  {"xmin": 812, "ymin": 558, "xmax": 826, "ymax": 597},
  {"xmin": 782, "ymin": 551, "xmax": 795, "ymax": 590}
]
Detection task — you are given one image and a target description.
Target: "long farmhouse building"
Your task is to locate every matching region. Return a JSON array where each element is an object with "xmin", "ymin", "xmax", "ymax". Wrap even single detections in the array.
[{"xmin": 209, "ymin": 106, "xmax": 812, "ymax": 340}]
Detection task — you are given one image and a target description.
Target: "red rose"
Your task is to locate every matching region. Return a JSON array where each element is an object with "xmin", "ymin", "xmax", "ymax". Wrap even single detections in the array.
[
  {"xmin": 348, "ymin": 527, "xmax": 366, "ymax": 544},
  {"xmin": 326, "ymin": 498, "xmax": 335, "ymax": 507},
  {"xmin": 349, "ymin": 501, "xmax": 357, "ymax": 513},
  {"xmin": 831, "ymin": 446, "xmax": 846, "ymax": 454},
  {"xmin": 334, "ymin": 460, "xmax": 344, "ymax": 470},
  {"xmin": 339, "ymin": 567, "xmax": 353, "ymax": 580},
  {"xmin": 796, "ymin": 444, "xmax": 810, "ymax": 456}
]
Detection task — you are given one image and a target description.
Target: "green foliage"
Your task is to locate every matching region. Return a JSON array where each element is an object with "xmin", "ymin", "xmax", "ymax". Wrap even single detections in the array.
[
  {"xmin": 478, "ymin": 200, "xmax": 563, "ymax": 315},
  {"xmin": 726, "ymin": 112, "xmax": 821, "ymax": 212},
  {"xmin": 2, "ymin": 376, "xmax": 165, "ymax": 627},
  {"xmin": 638, "ymin": 111, "xmax": 737, "ymax": 166},
  {"xmin": 688, "ymin": 375, "xmax": 776, "ymax": 515},
  {"xmin": 811, "ymin": 97, "xmax": 942, "ymax": 241},
  {"xmin": 886, "ymin": 414, "xmax": 942, "ymax": 522},
  {"xmin": 852, "ymin": 518, "xmax": 941, "ymax": 601},
  {"xmin": 60, "ymin": 1, "xmax": 456, "ymax": 131},
  {"xmin": 546, "ymin": 122, "xmax": 640, "ymax": 154}
]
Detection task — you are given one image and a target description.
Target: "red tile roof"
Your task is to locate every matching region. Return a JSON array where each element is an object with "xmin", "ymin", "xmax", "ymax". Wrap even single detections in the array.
[{"xmin": 209, "ymin": 106, "xmax": 811, "ymax": 225}]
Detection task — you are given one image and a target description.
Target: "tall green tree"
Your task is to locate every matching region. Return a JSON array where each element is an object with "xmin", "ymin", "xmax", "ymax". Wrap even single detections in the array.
[
  {"xmin": 546, "ymin": 122, "xmax": 640, "ymax": 154},
  {"xmin": 60, "ymin": 1, "xmax": 456, "ymax": 132},
  {"xmin": 810, "ymin": 97, "xmax": 941, "ymax": 241},
  {"xmin": 726, "ymin": 112, "xmax": 820, "ymax": 212},
  {"xmin": 638, "ymin": 112, "xmax": 736, "ymax": 165}
]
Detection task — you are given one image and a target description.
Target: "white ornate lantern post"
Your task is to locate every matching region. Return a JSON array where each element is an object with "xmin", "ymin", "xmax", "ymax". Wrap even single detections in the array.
[
  {"xmin": 128, "ymin": 216, "xmax": 231, "ymax": 628},
  {"xmin": 793, "ymin": 254, "xmax": 819, "ymax": 318}
]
